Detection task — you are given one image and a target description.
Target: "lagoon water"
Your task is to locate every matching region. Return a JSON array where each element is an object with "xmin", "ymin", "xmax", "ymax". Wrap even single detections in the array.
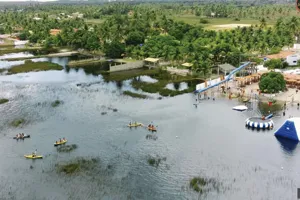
[{"xmin": 0, "ymin": 54, "xmax": 300, "ymax": 200}]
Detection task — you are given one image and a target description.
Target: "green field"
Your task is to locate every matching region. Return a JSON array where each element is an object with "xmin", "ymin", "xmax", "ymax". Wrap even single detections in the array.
[{"xmin": 171, "ymin": 15, "xmax": 276, "ymax": 30}]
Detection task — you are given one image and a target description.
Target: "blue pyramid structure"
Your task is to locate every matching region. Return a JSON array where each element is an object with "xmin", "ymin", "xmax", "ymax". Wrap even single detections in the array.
[{"xmin": 274, "ymin": 118, "xmax": 300, "ymax": 141}]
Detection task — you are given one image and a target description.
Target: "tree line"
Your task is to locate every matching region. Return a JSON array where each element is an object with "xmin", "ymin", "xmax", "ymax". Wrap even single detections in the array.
[{"xmin": 0, "ymin": 3, "xmax": 299, "ymax": 76}]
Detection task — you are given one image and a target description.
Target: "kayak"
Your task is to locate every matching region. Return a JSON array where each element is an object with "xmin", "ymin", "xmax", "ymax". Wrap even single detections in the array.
[
  {"xmin": 24, "ymin": 155, "xmax": 43, "ymax": 159},
  {"xmin": 128, "ymin": 123, "xmax": 143, "ymax": 127},
  {"xmin": 13, "ymin": 134, "xmax": 30, "ymax": 139},
  {"xmin": 148, "ymin": 127, "xmax": 157, "ymax": 132},
  {"xmin": 54, "ymin": 140, "xmax": 67, "ymax": 146}
]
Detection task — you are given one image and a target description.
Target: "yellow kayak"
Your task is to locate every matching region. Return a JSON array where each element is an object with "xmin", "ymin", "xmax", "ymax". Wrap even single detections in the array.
[
  {"xmin": 128, "ymin": 123, "xmax": 143, "ymax": 127},
  {"xmin": 24, "ymin": 155, "xmax": 43, "ymax": 159},
  {"xmin": 54, "ymin": 140, "xmax": 67, "ymax": 146}
]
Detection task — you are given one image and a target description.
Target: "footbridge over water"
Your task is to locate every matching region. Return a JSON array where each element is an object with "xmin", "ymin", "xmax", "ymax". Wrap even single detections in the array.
[{"xmin": 194, "ymin": 62, "xmax": 251, "ymax": 94}]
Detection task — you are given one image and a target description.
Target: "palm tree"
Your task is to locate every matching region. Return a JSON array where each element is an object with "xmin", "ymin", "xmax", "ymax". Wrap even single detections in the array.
[
  {"xmin": 259, "ymin": 17, "xmax": 267, "ymax": 29},
  {"xmin": 287, "ymin": 16, "xmax": 300, "ymax": 42}
]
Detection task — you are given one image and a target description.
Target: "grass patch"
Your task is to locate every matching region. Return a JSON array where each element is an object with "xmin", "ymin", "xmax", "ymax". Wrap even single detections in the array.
[
  {"xmin": 10, "ymin": 118, "xmax": 25, "ymax": 127},
  {"xmin": 8, "ymin": 60, "xmax": 63, "ymax": 74},
  {"xmin": 0, "ymin": 47, "xmax": 42, "ymax": 56},
  {"xmin": 67, "ymin": 58, "xmax": 106, "ymax": 67},
  {"xmin": 190, "ymin": 177, "xmax": 220, "ymax": 194},
  {"xmin": 123, "ymin": 91, "xmax": 148, "ymax": 99},
  {"xmin": 51, "ymin": 100, "xmax": 62, "ymax": 107},
  {"xmin": 147, "ymin": 155, "xmax": 166, "ymax": 168},
  {"xmin": 0, "ymin": 98, "xmax": 9, "ymax": 104},
  {"xmin": 57, "ymin": 157, "xmax": 99, "ymax": 174},
  {"xmin": 102, "ymin": 68, "xmax": 160, "ymax": 82},
  {"xmin": 57, "ymin": 144, "xmax": 78, "ymax": 153}
]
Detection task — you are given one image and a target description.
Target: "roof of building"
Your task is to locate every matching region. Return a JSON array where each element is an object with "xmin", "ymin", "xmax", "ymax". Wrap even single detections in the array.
[
  {"xmin": 218, "ymin": 63, "xmax": 236, "ymax": 72},
  {"xmin": 144, "ymin": 58, "xmax": 159, "ymax": 63},
  {"xmin": 50, "ymin": 29, "xmax": 61, "ymax": 36}
]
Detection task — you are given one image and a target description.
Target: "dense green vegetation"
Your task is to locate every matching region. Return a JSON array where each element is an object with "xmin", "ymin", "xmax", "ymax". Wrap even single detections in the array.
[
  {"xmin": 0, "ymin": 3, "xmax": 299, "ymax": 76},
  {"xmin": 8, "ymin": 60, "xmax": 63, "ymax": 74},
  {"xmin": 0, "ymin": 98, "xmax": 9, "ymax": 104},
  {"xmin": 264, "ymin": 59, "xmax": 289, "ymax": 69},
  {"xmin": 259, "ymin": 71, "xmax": 286, "ymax": 93}
]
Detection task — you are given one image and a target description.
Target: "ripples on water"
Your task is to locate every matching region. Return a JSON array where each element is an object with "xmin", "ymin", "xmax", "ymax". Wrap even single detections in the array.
[{"xmin": 0, "ymin": 56, "xmax": 300, "ymax": 199}]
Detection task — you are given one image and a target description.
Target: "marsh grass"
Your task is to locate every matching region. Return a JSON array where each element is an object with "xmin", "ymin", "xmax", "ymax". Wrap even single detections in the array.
[
  {"xmin": 8, "ymin": 60, "xmax": 63, "ymax": 74},
  {"xmin": 123, "ymin": 91, "xmax": 148, "ymax": 99}
]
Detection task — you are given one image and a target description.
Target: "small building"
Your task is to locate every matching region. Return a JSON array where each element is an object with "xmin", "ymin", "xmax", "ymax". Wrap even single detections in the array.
[
  {"xmin": 50, "ymin": 29, "xmax": 61, "ymax": 36},
  {"xmin": 144, "ymin": 58, "xmax": 159, "ymax": 68},
  {"xmin": 218, "ymin": 63, "xmax": 236, "ymax": 75},
  {"xmin": 286, "ymin": 54, "xmax": 300, "ymax": 66}
]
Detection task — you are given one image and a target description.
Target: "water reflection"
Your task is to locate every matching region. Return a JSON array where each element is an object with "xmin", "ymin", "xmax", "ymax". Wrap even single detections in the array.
[
  {"xmin": 138, "ymin": 75, "xmax": 158, "ymax": 83},
  {"xmin": 165, "ymin": 82, "xmax": 188, "ymax": 91},
  {"xmin": 0, "ymin": 52, "xmax": 34, "ymax": 60},
  {"xmin": 275, "ymin": 136, "xmax": 298, "ymax": 155}
]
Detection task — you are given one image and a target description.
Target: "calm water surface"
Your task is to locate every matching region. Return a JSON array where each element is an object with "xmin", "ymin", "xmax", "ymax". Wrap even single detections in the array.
[{"xmin": 0, "ymin": 54, "xmax": 300, "ymax": 200}]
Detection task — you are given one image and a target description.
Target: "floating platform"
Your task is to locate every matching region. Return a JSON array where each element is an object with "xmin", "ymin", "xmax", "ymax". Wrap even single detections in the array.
[
  {"xmin": 245, "ymin": 117, "xmax": 274, "ymax": 130},
  {"xmin": 233, "ymin": 105, "xmax": 248, "ymax": 111}
]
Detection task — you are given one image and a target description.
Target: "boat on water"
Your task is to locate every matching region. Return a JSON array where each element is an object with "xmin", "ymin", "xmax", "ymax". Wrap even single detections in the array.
[
  {"xmin": 148, "ymin": 127, "xmax": 157, "ymax": 132},
  {"xmin": 232, "ymin": 105, "xmax": 248, "ymax": 111},
  {"xmin": 128, "ymin": 123, "xmax": 143, "ymax": 127},
  {"xmin": 13, "ymin": 134, "xmax": 30, "ymax": 139},
  {"xmin": 24, "ymin": 155, "xmax": 43, "ymax": 159},
  {"xmin": 54, "ymin": 140, "xmax": 67, "ymax": 146}
]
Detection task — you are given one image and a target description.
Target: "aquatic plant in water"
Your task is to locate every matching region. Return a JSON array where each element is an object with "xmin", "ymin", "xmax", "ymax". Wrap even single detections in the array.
[
  {"xmin": 189, "ymin": 177, "xmax": 220, "ymax": 194},
  {"xmin": 147, "ymin": 155, "xmax": 166, "ymax": 167},
  {"xmin": 10, "ymin": 118, "xmax": 25, "ymax": 127},
  {"xmin": 57, "ymin": 157, "xmax": 99, "ymax": 174},
  {"xmin": 0, "ymin": 98, "xmax": 9, "ymax": 104},
  {"xmin": 57, "ymin": 144, "xmax": 78, "ymax": 153},
  {"xmin": 51, "ymin": 100, "xmax": 62, "ymax": 107}
]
